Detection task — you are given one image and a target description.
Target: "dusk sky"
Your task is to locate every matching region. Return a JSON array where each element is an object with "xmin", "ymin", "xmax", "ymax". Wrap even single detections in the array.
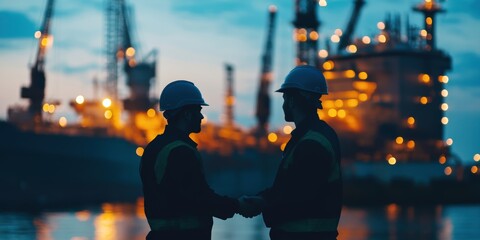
[{"xmin": 0, "ymin": 0, "xmax": 478, "ymax": 163}]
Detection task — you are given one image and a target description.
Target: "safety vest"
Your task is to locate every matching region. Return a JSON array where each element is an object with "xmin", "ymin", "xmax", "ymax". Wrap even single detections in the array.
[
  {"xmin": 148, "ymin": 140, "xmax": 209, "ymax": 231},
  {"xmin": 278, "ymin": 130, "xmax": 341, "ymax": 232}
]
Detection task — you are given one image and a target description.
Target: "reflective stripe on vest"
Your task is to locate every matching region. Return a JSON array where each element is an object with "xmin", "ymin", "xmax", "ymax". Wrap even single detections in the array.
[
  {"xmin": 276, "ymin": 217, "xmax": 340, "ymax": 232},
  {"xmin": 154, "ymin": 140, "xmax": 196, "ymax": 184},
  {"xmin": 282, "ymin": 130, "xmax": 340, "ymax": 182},
  {"xmin": 148, "ymin": 216, "xmax": 209, "ymax": 231}
]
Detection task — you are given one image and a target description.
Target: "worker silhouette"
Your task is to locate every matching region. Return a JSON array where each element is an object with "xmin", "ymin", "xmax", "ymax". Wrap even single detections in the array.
[
  {"xmin": 140, "ymin": 80, "xmax": 251, "ymax": 240},
  {"xmin": 240, "ymin": 65, "xmax": 343, "ymax": 240}
]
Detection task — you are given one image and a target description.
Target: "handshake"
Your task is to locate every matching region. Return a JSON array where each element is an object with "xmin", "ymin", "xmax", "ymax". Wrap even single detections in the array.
[{"xmin": 237, "ymin": 196, "xmax": 266, "ymax": 218}]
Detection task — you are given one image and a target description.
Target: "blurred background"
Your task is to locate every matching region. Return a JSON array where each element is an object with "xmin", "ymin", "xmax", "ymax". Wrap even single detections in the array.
[{"xmin": 0, "ymin": 0, "xmax": 479, "ymax": 239}]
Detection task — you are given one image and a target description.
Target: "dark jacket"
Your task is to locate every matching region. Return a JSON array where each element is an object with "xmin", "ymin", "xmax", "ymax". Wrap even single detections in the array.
[
  {"xmin": 261, "ymin": 115, "xmax": 342, "ymax": 238},
  {"xmin": 140, "ymin": 125, "xmax": 238, "ymax": 239}
]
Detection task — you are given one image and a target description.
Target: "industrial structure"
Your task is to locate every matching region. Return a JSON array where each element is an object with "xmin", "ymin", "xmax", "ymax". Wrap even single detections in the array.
[
  {"xmin": 293, "ymin": 0, "xmax": 451, "ymax": 164},
  {"xmin": 3, "ymin": 0, "xmax": 479, "ymax": 209},
  {"xmin": 15, "ymin": 0, "xmax": 55, "ymax": 126},
  {"xmin": 255, "ymin": 5, "xmax": 277, "ymax": 137}
]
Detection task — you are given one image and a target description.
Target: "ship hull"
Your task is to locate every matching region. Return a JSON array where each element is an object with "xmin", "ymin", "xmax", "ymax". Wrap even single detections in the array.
[{"xmin": 0, "ymin": 121, "xmax": 142, "ymax": 210}]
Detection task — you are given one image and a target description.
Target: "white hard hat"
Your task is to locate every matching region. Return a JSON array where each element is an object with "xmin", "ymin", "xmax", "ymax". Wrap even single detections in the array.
[
  {"xmin": 159, "ymin": 80, "xmax": 208, "ymax": 111},
  {"xmin": 276, "ymin": 65, "xmax": 328, "ymax": 95}
]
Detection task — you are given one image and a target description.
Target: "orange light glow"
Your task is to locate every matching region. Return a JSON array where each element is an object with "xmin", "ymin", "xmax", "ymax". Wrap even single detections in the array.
[
  {"xmin": 76, "ymin": 95, "xmax": 85, "ymax": 104},
  {"xmin": 377, "ymin": 22, "xmax": 385, "ymax": 30},
  {"xmin": 386, "ymin": 203, "xmax": 399, "ymax": 221},
  {"xmin": 444, "ymin": 166, "xmax": 452, "ymax": 176},
  {"xmin": 226, "ymin": 96, "xmax": 235, "ymax": 106},
  {"xmin": 420, "ymin": 96, "xmax": 428, "ymax": 104},
  {"xmin": 41, "ymin": 37, "xmax": 49, "ymax": 47},
  {"xmin": 335, "ymin": 29, "xmax": 343, "ymax": 36},
  {"xmin": 407, "ymin": 140, "xmax": 415, "ymax": 149},
  {"xmin": 378, "ymin": 34, "xmax": 387, "ymax": 43},
  {"xmin": 334, "ymin": 99, "xmax": 344, "ymax": 108},
  {"xmin": 58, "ymin": 117, "xmax": 67, "ymax": 127},
  {"xmin": 441, "ymin": 117, "xmax": 449, "ymax": 125},
  {"xmin": 318, "ymin": 49, "xmax": 328, "ymax": 58},
  {"xmin": 345, "ymin": 70, "xmax": 356, "ymax": 78},
  {"xmin": 331, "ymin": 35, "xmax": 340, "ymax": 43},
  {"xmin": 280, "ymin": 143, "xmax": 287, "ymax": 151},
  {"xmin": 337, "ymin": 109, "xmax": 346, "ymax": 118},
  {"xmin": 147, "ymin": 108, "xmax": 156, "ymax": 117},
  {"xmin": 474, "ymin": 154, "xmax": 480, "ymax": 162},
  {"xmin": 358, "ymin": 72, "xmax": 368, "ymax": 80},
  {"xmin": 441, "ymin": 103, "xmax": 448, "ymax": 111},
  {"xmin": 34, "ymin": 31, "xmax": 42, "ymax": 39},
  {"xmin": 47, "ymin": 104, "xmax": 55, "ymax": 114},
  {"xmin": 439, "ymin": 155, "xmax": 447, "ymax": 164},
  {"xmin": 418, "ymin": 74, "xmax": 431, "ymax": 83},
  {"xmin": 297, "ymin": 34, "xmax": 307, "ymax": 42},
  {"xmin": 75, "ymin": 210, "xmax": 91, "ymax": 221},
  {"xmin": 441, "ymin": 89, "xmax": 448, "ymax": 97},
  {"xmin": 126, "ymin": 47, "xmax": 136, "ymax": 57},
  {"xmin": 362, "ymin": 36, "xmax": 371, "ymax": 44},
  {"xmin": 283, "ymin": 125, "xmax": 293, "ymax": 134},
  {"xmin": 395, "ymin": 136, "xmax": 404, "ymax": 144},
  {"xmin": 420, "ymin": 29, "xmax": 428, "ymax": 38},
  {"xmin": 42, "ymin": 103, "xmax": 49, "ymax": 112},
  {"xmin": 319, "ymin": 0, "xmax": 327, "ymax": 7},
  {"xmin": 439, "ymin": 75, "xmax": 449, "ymax": 83},
  {"xmin": 102, "ymin": 98, "xmax": 112, "ymax": 108},
  {"xmin": 347, "ymin": 45, "xmax": 357, "ymax": 53},
  {"xmin": 323, "ymin": 61, "xmax": 334, "ymax": 70},
  {"xmin": 426, "ymin": 17, "xmax": 433, "ymax": 25},
  {"xmin": 323, "ymin": 100, "xmax": 334, "ymax": 108},
  {"xmin": 346, "ymin": 99, "xmax": 359, "ymax": 107},
  {"xmin": 268, "ymin": 133, "xmax": 278, "ymax": 143},
  {"xmin": 328, "ymin": 109, "xmax": 337, "ymax": 117},
  {"xmin": 446, "ymin": 138, "xmax": 453, "ymax": 146},
  {"xmin": 388, "ymin": 157, "xmax": 397, "ymax": 165},
  {"xmin": 136, "ymin": 147, "xmax": 144, "ymax": 157},
  {"xmin": 471, "ymin": 166, "xmax": 478, "ymax": 174},
  {"xmin": 309, "ymin": 31, "xmax": 319, "ymax": 41},
  {"xmin": 407, "ymin": 117, "xmax": 415, "ymax": 125},
  {"xmin": 104, "ymin": 110, "xmax": 113, "ymax": 119},
  {"xmin": 358, "ymin": 93, "xmax": 368, "ymax": 101}
]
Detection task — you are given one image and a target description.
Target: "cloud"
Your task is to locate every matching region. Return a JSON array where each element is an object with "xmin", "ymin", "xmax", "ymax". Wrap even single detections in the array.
[{"xmin": 0, "ymin": 11, "xmax": 37, "ymax": 39}]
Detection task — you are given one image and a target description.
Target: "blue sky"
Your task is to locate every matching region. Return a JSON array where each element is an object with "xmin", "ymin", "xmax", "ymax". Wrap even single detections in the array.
[{"xmin": 0, "ymin": 0, "xmax": 478, "ymax": 163}]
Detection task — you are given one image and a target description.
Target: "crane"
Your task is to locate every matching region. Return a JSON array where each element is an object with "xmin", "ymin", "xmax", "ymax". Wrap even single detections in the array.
[
  {"xmin": 106, "ymin": 0, "xmax": 156, "ymax": 111},
  {"xmin": 337, "ymin": 0, "xmax": 365, "ymax": 52},
  {"xmin": 255, "ymin": 5, "xmax": 277, "ymax": 136},
  {"xmin": 21, "ymin": 0, "xmax": 55, "ymax": 123}
]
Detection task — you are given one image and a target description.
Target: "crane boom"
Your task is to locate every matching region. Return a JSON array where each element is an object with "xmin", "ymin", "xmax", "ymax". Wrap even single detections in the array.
[
  {"xmin": 21, "ymin": 0, "xmax": 55, "ymax": 123},
  {"xmin": 337, "ymin": 0, "xmax": 365, "ymax": 52},
  {"xmin": 255, "ymin": 6, "xmax": 277, "ymax": 136}
]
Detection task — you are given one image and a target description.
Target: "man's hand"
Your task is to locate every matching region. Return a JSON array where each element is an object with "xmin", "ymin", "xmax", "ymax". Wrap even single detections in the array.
[{"xmin": 237, "ymin": 196, "xmax": 265, "ymax": 218}]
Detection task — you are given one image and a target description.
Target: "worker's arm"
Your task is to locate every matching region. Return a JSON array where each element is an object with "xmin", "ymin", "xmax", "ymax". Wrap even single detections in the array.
[{"xmin": 166, "ymin": 146, "xmax": 238, "ymax": 219}]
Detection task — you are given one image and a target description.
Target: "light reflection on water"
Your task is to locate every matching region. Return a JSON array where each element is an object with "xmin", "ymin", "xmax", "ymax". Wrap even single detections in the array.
[{"xmin": 1, "ymin": 202, "xmax": 479, "ymax": 240}]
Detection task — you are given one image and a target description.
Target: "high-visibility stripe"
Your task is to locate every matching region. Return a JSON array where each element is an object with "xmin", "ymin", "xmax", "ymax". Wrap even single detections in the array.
[
  {"xmin": 282, "ymin": 130, "xmax": 340, "ymax": 182},
  {"xmin": 276, "ymin": 217, "xmax": 340, "ymax": 232},
  {"xmin": 148, "ymin": 216, "xmax": 210, "ymax": 230},
  {"xmin": 154, "ymin": 140, "xmax": 196, "ymax": 184}
]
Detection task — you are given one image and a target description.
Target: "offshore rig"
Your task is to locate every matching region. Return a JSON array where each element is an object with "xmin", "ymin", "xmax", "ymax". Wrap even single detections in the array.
[{"xmin": 2, "ymin": 0, "xmax": 479, "ymax": 208}]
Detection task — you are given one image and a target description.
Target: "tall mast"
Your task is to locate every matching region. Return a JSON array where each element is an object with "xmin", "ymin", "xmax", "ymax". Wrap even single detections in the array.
[
  {"xmin": 293, "ymin": 0, "xmax": 320, "ymax": 67},
  {"xmin": 255, "ymin": 5, "xmax": 277, "ymax": 136},
  {"xmin": 413, "ymin": 0, "xmax": 445, "ymax": 50}
]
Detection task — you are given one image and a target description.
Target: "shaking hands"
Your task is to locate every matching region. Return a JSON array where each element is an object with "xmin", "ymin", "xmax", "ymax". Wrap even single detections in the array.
[{"xmin": 237, "ymin": 196, "xmax": 266, "ymax": 218}]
